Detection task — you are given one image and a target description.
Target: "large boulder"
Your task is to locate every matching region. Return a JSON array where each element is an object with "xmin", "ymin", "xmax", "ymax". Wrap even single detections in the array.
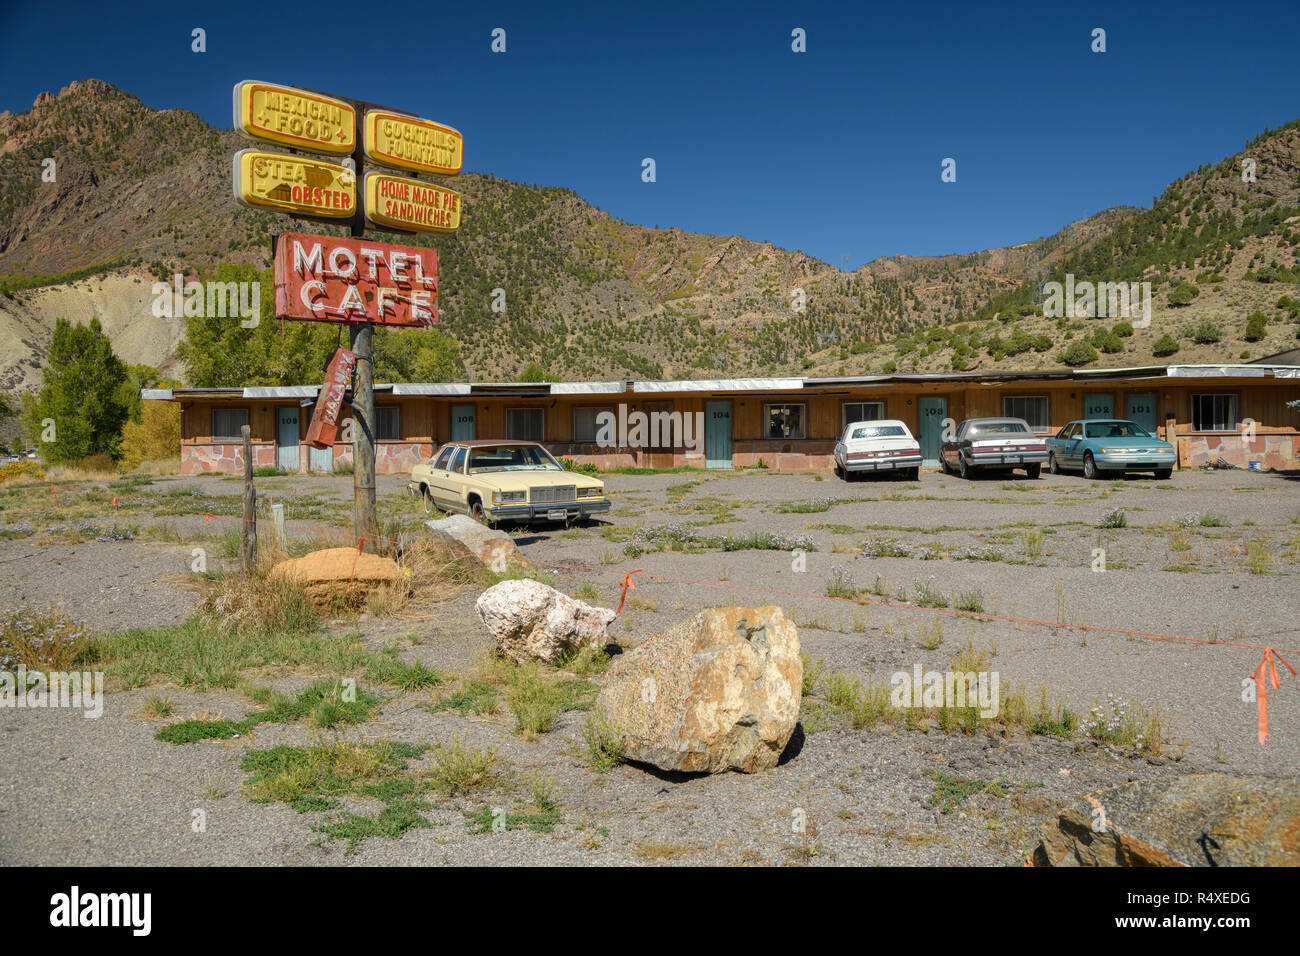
[
  {"xmin": 268, "ymin": 547, "xmax": 403, "ymax": 608},
  {"xmin": 476, "ymin": 579, "xmax": 615, "ymax": 664},
  {"xmin": 1034, "ymin": 773, "xmax": 1300, "ymax": 866},
  {"xmin": 425, "ymin": 514, "xmax": 522, "ymax": 571},
  {"xmin": 595, "ymin": 606, "xmax": 802, "ymax": 774}
]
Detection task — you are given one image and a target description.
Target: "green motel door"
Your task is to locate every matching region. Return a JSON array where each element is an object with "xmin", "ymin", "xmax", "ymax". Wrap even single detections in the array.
[
  {"xmin": 451, "ymin": 404, "xmax": 476, "ymax": 441},
  {"xmin": 918, "ymin": 397, "xmax": 947, "ymax": 467},
  {"xmin": 705, "ymin": 401, "xmax": 732, "ymax": 469},
  {"xmin": 1084, "ymin": 394, "xmax": 1114, "ymax": 419},
  {"xmin": 276, "ymin": 407, "xmax": 300, "ymax": 472},
  {"xmin": 1126, "ymin": 394, "xmax": 1156, "ymax": 433}
]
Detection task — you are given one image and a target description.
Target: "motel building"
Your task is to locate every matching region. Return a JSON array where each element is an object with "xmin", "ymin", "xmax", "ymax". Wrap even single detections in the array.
[{"xmin": 146, "ymin": 362, "xmax": 1300, "ymax": 476}]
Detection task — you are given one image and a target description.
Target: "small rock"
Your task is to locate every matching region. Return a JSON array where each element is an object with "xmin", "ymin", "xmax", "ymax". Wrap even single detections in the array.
[{"xmin": 476, "ymin": 578, "xmax": 614, "ymax": 664}]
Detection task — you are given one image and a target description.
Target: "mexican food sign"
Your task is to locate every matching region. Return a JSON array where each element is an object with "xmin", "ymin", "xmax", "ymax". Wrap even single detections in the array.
[
  {"xmin": 233, "ymin": 149, "xmax": 355, "ymax": 219},
  {"xmin": 365, "ymin": 172, "xmax": 461, "ymax": 233},
  {"xmin": 273, "ymin": 232, "xmax": 437, "ymax": 327},
  {"xmin": 233, "ymin": 81, "xmax": 356, "ymax": 154}
]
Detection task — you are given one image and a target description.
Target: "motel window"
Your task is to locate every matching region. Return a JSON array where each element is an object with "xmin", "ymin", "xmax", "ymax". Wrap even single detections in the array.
[
  {"xmin": 375, "ymin": 406, "xmax": 401, "ymax": 441},
  {"xmin": 1191, "ymin": 394, "xmax": 1238, "ymax": 432},
  {"xmin": 506, "ymin": 407, "xmax": 544, "ymax": 442},
  {"xmin": 842, "ymin": 402, "xmax": 884, "ymax": 428},
  {"xmin": 764, "ymin": 403, "xmax": 806, "ymax": 440},
  {"xmin": 212, "ymin": 408, "xmax": 250, "ymax": 443},
  {"xmin": 573, "ymin": 406, "xmax": 614, "ymax": 443},
  {"xmin": 1002, "ymin": 396, "xmax": 1050, "ymax": 432}
]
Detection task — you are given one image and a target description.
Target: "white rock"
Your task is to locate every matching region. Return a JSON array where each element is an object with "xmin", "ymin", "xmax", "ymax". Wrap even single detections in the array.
[
  {"xmin": 476, "ymin": 578, "xmax": 615, "ymax": 664},
  {"xmin": 425, "ymin": 514, "xmax": 521, "ymax": 571}
]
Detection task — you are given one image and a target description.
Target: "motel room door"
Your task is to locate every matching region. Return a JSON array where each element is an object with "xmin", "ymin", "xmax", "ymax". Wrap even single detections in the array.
[
  {"xmin": 1125, "ymin": 394, "xmax": 1156, "ymax": 433},
  {"xmin": 705, "ymin": 401, "xmax": 732, "ymax": 469},
  {"xmin": 1083, "ymin": 394, "xmax": 1114, "ymax": 420},
  {"xmin": 918, "ymin": 397, "xmax": 947, "ymax": 468},
  {"xmin": 451, "ymin": 404, "xmax": 476, "ymax": 441},
  {"xmin": 276, "ymin": 407, "xmax": 300, "ymax": 472}
]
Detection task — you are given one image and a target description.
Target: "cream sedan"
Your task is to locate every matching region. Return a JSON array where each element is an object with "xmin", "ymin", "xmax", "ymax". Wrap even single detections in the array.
[{"xmin": 409, "ymin": 440, "xmax": 610, "ymax": 525}]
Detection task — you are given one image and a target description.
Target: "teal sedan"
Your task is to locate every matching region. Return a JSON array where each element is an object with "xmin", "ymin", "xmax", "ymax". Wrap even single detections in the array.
[{"xmin": 1046, "ymin": 419, "xmax": 1175, "ymax": 479}]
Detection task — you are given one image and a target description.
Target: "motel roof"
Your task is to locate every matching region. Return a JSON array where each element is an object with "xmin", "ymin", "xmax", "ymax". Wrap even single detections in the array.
[{"xmin": 141, "ymin": 364, "xmax": 1300, "ymax": 402}]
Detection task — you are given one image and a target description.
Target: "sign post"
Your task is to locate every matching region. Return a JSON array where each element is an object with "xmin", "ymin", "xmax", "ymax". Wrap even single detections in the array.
[{"xmin": 232, "ymin": 80, "xmax": 462, "ymax": 553}]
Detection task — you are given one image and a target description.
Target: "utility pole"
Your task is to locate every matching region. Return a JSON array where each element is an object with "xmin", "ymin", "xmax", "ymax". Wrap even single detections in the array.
[{"xmin": 347, "ymin": 110, "xmax": 378, "ymax": 553}]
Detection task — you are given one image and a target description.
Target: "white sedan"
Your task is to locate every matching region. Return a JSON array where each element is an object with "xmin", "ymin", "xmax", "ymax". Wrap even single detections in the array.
[{"xmin": 833, "ymin": 419, "xmax": 922, "ymax": 481}]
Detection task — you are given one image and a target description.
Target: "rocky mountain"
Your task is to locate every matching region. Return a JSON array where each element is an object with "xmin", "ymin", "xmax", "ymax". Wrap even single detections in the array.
[{"xmin": 1, "ymin": 79, "xmax": 1298, "ymax": 394}]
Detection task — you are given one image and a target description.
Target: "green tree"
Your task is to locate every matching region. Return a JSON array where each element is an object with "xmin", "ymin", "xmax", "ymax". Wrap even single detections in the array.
[
  {"xmin": 22, "ymin": 317, "xmax": 130, "ymax": 462},
  {"xmin": 1153, "ymin": 333, "xmax": 1180, "ymax": 357},
  {"xmin": 1059, "ymin": 340, "xmax": 1099, "ymax": 366},
  {"xmin": 1244, "ymin": 311, "xmax": 1267, "ymax": 342},
  {"xmin": 1168, "ymin": 283, "xmax": 1200, "ymax": 307}
]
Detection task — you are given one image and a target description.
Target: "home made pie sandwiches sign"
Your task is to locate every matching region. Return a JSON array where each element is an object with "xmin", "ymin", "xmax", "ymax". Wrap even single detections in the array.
[{"xmin": 274, "ymin": 233, "xmax": 437, "ymax": 327}]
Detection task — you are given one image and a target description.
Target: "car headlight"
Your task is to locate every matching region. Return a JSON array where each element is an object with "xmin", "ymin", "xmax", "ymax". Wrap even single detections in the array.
[
  {"xmin": 577, "ymin": 487, "xmax": 602, "ymax": 498},
  {"xmin": 494, "ymin": 491, "xmax": 526, "ymax": 504}
]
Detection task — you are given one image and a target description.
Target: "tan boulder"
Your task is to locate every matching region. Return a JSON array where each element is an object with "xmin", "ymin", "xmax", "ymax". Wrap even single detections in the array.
[
  {"xmin": 476, "ymin": 578, "xmax": 615, "ymax": 663},
  {"xmin": 595, "ymin": 606, "xmax": 802, "ymax": 774},
  {"xmin": 269, "ymin": 547, "xmax": 404, "ymax": 608}
]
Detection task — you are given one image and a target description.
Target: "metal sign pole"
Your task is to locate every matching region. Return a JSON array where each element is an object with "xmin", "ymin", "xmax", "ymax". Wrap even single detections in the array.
[{"xmin": 348, "ymin": 112, "xmax": 378, "ymax": 553}]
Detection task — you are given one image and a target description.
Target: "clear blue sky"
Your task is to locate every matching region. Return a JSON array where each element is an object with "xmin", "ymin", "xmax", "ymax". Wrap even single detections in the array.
[{"xmin": 2, "ymin": 0, "xmax": 1298, "ymax": 268}]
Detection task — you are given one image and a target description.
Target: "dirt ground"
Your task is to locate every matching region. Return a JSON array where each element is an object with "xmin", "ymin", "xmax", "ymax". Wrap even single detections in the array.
[{"xmin": 1, "ymin": 465, "xmax": 1297, "ymax": 865}]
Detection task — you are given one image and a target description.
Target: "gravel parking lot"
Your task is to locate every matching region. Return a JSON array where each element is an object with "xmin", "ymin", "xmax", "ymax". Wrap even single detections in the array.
[{"xmin": 1, "ymin": 466, "xmax": 1296, "ymax": 865}]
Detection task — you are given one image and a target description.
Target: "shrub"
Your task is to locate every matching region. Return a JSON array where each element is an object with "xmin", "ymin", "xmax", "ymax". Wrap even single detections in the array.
[
  {"xmin": 1190, "ymin": 321, "xmax": 1222, "ymax": 344},
  {"xmin": 1112, "ymin": 321, "xmax": 1134, "ymax": 338},
  {"xmin": 0, "ymin": 606, "xmax": 92, "ymax": 670},
  {"xmin": 1153, "ymin": 334, "xmax": 1180, "ymax": 356},
  {"xmin": 1244, "ymin": 311, "xmax": 1267, "ymax": 342},
  {"xmin": 1059, "ymin": 341, "xmax": 1099, "ymax": 366},
  {"xmin": 1167, "ymin": 283, "xmax": 1199, "ymax": 307}
]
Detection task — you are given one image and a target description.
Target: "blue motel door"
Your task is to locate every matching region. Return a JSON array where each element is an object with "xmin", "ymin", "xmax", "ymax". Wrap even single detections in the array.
[
  {"xmin": 276, "ymin": 407, "xmax": 299, "ymax": 472},
  {"xmin": 705, "ymin": 401, "xmax": 732, "ymax": 468},
  {"xmin": 918, "ymin": 397, "xmax": 947, "ymax": 467},
  {"xmin": 451, "ymin": 404, "xmax": 476, "ymax": 441}
]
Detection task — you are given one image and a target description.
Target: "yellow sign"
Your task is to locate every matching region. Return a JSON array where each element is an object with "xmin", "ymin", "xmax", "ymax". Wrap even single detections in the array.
[
  {"xmin": 364, "ymin": 110, "xmax": 463, "ymax": 176},
  {"xmin": 364, "ymin": 172, "xmax": 461, "ymax": 233},
  {"xmin": 232, "ymin": 149, "xmax": 356, "ymax": 219},
  {"xmin": 233, "ymin": 80, "xmax": 355, "ymax": 154}
]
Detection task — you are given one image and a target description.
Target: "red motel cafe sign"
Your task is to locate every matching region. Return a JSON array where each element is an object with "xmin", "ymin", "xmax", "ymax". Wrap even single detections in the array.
[
  {"xmin": 273, "ymin": 232, "xmax": 437, "ymax": 327},
  {"xmin": 305, "ymin": 347, "xmax": 358, "ymax": 449}
]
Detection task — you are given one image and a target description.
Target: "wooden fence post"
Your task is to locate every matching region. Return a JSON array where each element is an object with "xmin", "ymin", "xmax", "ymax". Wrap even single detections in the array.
[{"xmin": 242, "ymin": 424, "xmax": 257, "ymax": 574}]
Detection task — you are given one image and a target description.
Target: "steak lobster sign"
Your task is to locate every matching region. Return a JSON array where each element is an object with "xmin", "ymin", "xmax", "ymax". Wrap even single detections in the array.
[{"xmin": 273, "ymin": 232, "xmax": 438, "ymax": 327}]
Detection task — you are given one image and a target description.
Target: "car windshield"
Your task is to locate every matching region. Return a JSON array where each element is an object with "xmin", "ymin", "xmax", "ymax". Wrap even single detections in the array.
[
  {"xmin": 1085, "ymin": 421, "xmax": 1151, "ymax": 439},
  {"xmin": 966, "ymin": 421, "xmax": 1029, "ymax": 437},
  {"xmin": 849, "ymin": 425, "xmax": 906, "ymax": 439},
  {"xmin": 467, "ymin": 445, "xmax": 563, "ymax": 473}
]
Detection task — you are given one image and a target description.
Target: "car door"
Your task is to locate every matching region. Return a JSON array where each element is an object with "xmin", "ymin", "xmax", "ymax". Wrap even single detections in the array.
[
  {"xmin": 1063, "ymin": 423, "xmax": 1086, "ymax": 466},
  {"xmin": 439, "ymin": 446, "xmax": 468, "ymax": 510},
  {"xmin": 425, "ymin": 445, "xmax": 455, "ymax": 507}
]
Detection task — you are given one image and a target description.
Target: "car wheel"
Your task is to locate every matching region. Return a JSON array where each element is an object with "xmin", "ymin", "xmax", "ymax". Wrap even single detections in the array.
[
  {"xmin": 958, "ymin": 454, "xmax": 970, "ymax": 480},
  {"xmin": 940, "ymin": 457, "xmax": 950, "ymax": 475},
  {"xmin": 469, "ymin": 498, "xmax": 490, "ymax": 525},
  {"xmin": 1025, "ymin": 463, "xmax": 1041, "ymax": 480},
  {"xmin": 834, "ymin": 460, "xmax": 844, "ymax": 480},
  {"xmin": 421, "ymin": 486, "xmax": 435, "ymax": 514},
  {"xmin": 907, "ymin": 467, "xmax": 920, "ymax": 481},
  {"xmin": 1048, "ymin": 452, "xmax": 1060, "ymax": 475},
  {"xmin": 1154, "ymin": 468, "xmax": 1172, "ymax": 480},
  {"xmin": 1083, "ymin": 453, "xmax": 1098, "ymax": 480}
]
